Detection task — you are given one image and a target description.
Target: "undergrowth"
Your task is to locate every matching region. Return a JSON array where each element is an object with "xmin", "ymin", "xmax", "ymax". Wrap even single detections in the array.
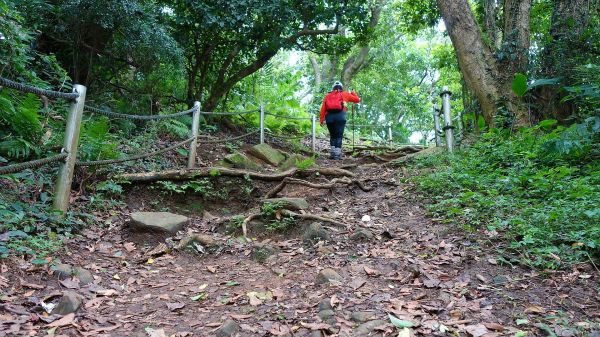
[{"xmin": 411, "ymin": 117, "xmax": 600, "ymax": 269}]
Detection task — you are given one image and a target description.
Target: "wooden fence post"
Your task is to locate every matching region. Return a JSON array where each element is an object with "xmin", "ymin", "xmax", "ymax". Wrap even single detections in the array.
[
  {"xmin": 440, "ymin": 86, "xmax": 454, "ymax": 152},
  {"xmin": 53, "ymin": 84, "xmax": 86, "ymax": 214},
  {"xmin": 187, "ymin": 101, "xmax": 201, "ymax": 168}
]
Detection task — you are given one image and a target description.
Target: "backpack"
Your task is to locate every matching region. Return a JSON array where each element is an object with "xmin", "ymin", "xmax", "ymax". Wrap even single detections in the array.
[{"xmin": 324, "ymin": 91, "xmax": 344, "ymax": 111}]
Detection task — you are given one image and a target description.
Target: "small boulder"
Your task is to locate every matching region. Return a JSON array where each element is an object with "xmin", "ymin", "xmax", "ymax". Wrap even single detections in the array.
[
  {"xmin": 317, "ymin": 298, "xmax": 333, "ymax": 312},
  {"xmin": 354, "ymin": 320, "xmax": 387, "ymax": 336},
  {"xmin": 279, "ymin": 154, "xmax": 309, "ymax": 171},
  {"xmin": 72, "ymin": 267, "xmax": 94, "ymax": 285},
  {"xmin": 52, "ymin": 291, "xmax": 82, "ymax": 315},
  {"xmin": 316, "ymin": 268, "xmax": 343, "ymax": 284},
  {"xmin": 224, "ymin": 152, "xmax": 262, "ymax": 170},
  {"xmin": 318, "ymin": 309, "xmax": 335, "ymax": 321},
  {"xmin": 492, "ymin": 275, "xmax": 509, "ymax": 285},
  {"xmin": 263, "ymin": 197, "xmax": 309, "ymax": 211},
  {"xmin": 129, "ymin": 212, "xmax": 188, "ymax": 234},
  {"xmin": 303, "ymin": 223, "xmax": 330, "ymax": 245},
  {"xmin": 52, "ymin": 263, "xmax": 73, "ymax": 280},
  {"xmin": 248, "ymin": 144, "xmax": 286, "ymax": 166},
  {"xmin": 251, "ymin": 243, "xmax": 279, "ymax": 264},
  {"xmin": 350, "ymin": 229, "xmax": 374, "ymax": 242},
  {"xmin": 216, "ymin": 319, "xmax": 239, "ymax": 337},
  {"xmin": 351, "ymin": 311, "xmax": 376, "ymax": 323}
]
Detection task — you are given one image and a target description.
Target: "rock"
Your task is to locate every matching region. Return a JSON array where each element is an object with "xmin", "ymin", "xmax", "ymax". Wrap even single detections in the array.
[
  {"xmin": 251, "ymin": 243, "xmax": 279, "ymax": 264},
  {"xmin": 279, "ymin": 154, "xmax": 308, "ymax": 171},
  {"xmin": 309, "ymin": 332, "xmax": 323, "ymax": 337},
  {"xmin": 52, "ymin": 263, "xmax": 73, "ymax": 280},
  {"xmin": 224, "ymin": 152, "xmax": 262, "ymax": 170},
  {"xmin": 303, "ymin": 223, "xmax": 330, "ymax": 245},
  {"xmin": 248, "ymin": 143, "xmax": 285, "ymax": 166},
  {"xmin": 354, "ymin": 320, "xmax": 387, "ymax": 336},
  {"xmin": 317, "ymin": 298, "xmax": 333, "ymax": 312},
  {"xmin": 316, "ymin": 268, "xmax": 343, "ymax": 284},
  {"xmin": 350, "ymin": 229, "xmax": 374, "ymax": 242},
  {"xmin": 492, "ymin": 275, "xmax": 509, "ymax": 285},
  {"xmin": 263, "ymin": 197, "xmax": 309, "ymax": 211},
  {"xmin": 216, "ymin": 319, "xmax": 239, "ymax": 337},
  {"xmin": 351, "ymin": 311, "xmax": 376, "ymax": 323},
  {"xmin": 72, "ymin": 267, "xmax": 94, "ymax": 285},
  {"xmin": 129, "ymin": 212, "xmax": 188, "ymax": 234},
  {"xmin": 52, "ymin": 291, "xmax": 82, "ymax": 315},
  {"xmin": 318, "ymin": 309, "xmax": 335, "ymax": 321},
  {"xmin": 317, "ymin": 245, "xmax": 335, "ymax": 255},
  {"xmin": 588, "ymin": 331, "xmax": 600, "ymax": 337}
]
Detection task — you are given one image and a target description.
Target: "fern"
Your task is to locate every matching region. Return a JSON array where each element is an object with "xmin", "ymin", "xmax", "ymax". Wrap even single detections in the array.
[
  {"xmin": 0, "ymin": 93, "xmax": 42, "ymax": 142},
  {"xmin": 0, "ymin": 138, "xmax": 39, "ymax": 159}
]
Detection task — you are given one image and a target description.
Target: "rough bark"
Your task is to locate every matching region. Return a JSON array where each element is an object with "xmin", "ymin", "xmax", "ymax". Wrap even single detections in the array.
[
  {"xmin": 437, "ymin": 0, "xmax": 532, "ymax": 127},
  {"xmin": 115, "ymin": 167, "xmax": 356, "ymax": 183},
  {"xmin": 437, "ymin": 0, "xmax": 501, "ymax": 126},
  {"xmin": 536, "ymin": 0, "xmax": 597, "ymax": 122}
]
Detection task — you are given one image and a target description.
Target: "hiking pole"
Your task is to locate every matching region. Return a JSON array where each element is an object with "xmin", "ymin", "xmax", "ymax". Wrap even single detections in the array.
[{"xmin": 352, "ymin": 103, "xmax": 355, "ymax": 151}]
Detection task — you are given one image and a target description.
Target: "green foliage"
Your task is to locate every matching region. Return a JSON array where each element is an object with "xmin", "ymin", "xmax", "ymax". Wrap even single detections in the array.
[
  {"xmin": 296, "ymin": 158, "xmax": 316, "ymax": 170},
  {"xmin": 412, "ymin": 118, "xmax": 600, "ymax": 268},
  {"xmin": 512, "ymin": 73, "xmax": 528, "ymax": 97},
  {"xmin": 154, "ymin": 179, "xmax": 227, "ymax": 200},
  {"xmin": 260, "ymin": 201, "xmax": 295, "ymax": 231}
]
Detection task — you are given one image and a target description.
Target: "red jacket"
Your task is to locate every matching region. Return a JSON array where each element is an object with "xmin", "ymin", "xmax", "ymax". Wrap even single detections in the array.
[{"xmin": 320, "ymin": 90, "xmax": 361, "ymax": 124}]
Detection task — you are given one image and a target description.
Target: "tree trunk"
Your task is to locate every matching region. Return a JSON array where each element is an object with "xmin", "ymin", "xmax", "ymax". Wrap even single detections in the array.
[
  {"xmin": 437, "ymin": 0, "xmax": 532, "ymax": 127},
  {"xmin": 437, "ymin": 0, "xmax": 501, "ymax": 126},
  {"xmin": 536, "ymin": 0, "xmax": 597, "ymax": 122}
]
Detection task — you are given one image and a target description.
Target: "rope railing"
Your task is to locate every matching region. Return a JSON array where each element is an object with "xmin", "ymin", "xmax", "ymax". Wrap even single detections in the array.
[
  {"xmin": 0, "ymin": 153, "xmax": 68, "ymax": 175},
  {"xmin": 197, "ymin": 130, "xmax": 260, "ymax": 144},
  {"xmin": 264, "ymin": 111, "xmax": 312, "ymax": 121},
  {"xmin": 199, "ymin": 109, "xmax": 259, "ymax": 116},
  {"xmin": 0, "ymin": 76, "xmax": 80, "ymax": 100},
  {"xmin": 84, "ymin": 105, "xmax": 198, "ymax": 120},
  {"xmin": 76, "ymin": 137, "xmax": 195, "ymax": 167}
]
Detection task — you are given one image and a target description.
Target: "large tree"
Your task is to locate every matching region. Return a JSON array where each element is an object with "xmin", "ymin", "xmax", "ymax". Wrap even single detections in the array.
[
  {"xmin": 436, "ymin": 0, "xmax": 532, "ymax": 127},
  {"xmin": 164, "ymin": 0, "xmax": 370, "ymax": 111}
]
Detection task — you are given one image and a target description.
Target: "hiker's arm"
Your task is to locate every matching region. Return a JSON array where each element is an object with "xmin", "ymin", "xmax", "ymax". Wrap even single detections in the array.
[
  {"xmin": 319, "ymin": 98, "xmax": 327, "ymax": 125},
  {"xmin": 343, "ymin": 91, "xmax": 361, "ymax": 103}
]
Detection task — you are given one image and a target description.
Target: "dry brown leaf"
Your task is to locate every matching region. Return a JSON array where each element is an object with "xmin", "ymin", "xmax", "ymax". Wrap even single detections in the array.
[
  {"xmin": 464, "ymin": 323, "xmax": 490, "ymax": 337},
  {"xmin": 364, "ymin": 266, "xmax": 381, "ymax": 276},
  {"xmin": 483, "ymin": 322, "xmax": 505, "ymax": 331},
  {"xmin": 524, "ymin": 305, "xmax": 546, "ymax": 314},
  {"xmin": 206, "ymin": 266, "xmax": 217, "ymax": 273},
  {"xmin": 166, "ymin": 302, "xmax": 185, "ymax": 311},
  {"xmin": 124, "ymin": 242, "xmax": 136, "ymax": 252},
  {"xmin": 300, "ymin": 322, "xmax": 332, "ymax": 330},
  {"xmin": 46, "ymin": 313, "xmax": 75, "ymax": 328},
  {"xmin": 230, "ymin": 314, "xmax": 253, "ymax": 320}
]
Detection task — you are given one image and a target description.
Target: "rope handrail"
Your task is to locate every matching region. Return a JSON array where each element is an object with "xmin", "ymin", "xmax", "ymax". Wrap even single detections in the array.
[
  {"xmin": 84, "ymin": 105, "xmax": 197, "ymax": 120},
  {"xmin": 0, "ymin": 77, "xmax": 79, "ymax": 100},
  {"xmin": 266, "ymin": 131, "xmax": 306, "ymax": 140},
  {"xmin": 0, "ymin": 153, "xmax": 68, "ymax": 175},
  {"xmin": 199, "ymin": 109, "xmax": 259, "ymax": 116},
  {"xmin": 197, "ymin": 130, "xmax": 259, "ymax": 144},
  {"xmin": 76, "ymin": 137, "xmax": 195, "ymax": 167},
  {"xmin": 264, "ymin": 111, "xmax": 312, "ymax": 121}
]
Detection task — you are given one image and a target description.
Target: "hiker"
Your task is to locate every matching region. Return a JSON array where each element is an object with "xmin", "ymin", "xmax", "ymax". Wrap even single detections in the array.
[{"xmin": 320, "ymin": 81, "xmax": 361, "ymax": 160}]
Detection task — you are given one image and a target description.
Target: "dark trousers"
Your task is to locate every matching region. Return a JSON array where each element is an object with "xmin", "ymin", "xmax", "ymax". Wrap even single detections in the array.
[{"xmin": 326, "ymin": 111, "xmax": 347, "ymax": 148}]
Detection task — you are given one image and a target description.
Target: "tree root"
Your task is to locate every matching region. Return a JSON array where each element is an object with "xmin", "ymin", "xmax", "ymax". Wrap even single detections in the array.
[
  {"xmin": 280, "ymin": 209, "xmax": 348, "ymax": 228},
  {"xmin": 264, "ymin": 176, "xmax": 373, "ymax": 198},
  {"xmin": 115, "ymin": 166, "xmax": 355, "ymax": 183}
]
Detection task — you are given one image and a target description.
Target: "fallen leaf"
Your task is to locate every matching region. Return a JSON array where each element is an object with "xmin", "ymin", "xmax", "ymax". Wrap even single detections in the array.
[
  {"xmin": 124, "ymin": 242, "xmax": 136, "ymax": 252},
  {"xmin": 95, "ymin": 289, "xmax": 118, "ymax": 296},
  {"xmin": 145, "ymin": 327, "xmax": 167, "ymax": 337},
  {"xmin": 300, "ymin": 322, "xmax": 332, "ymax": 330},
  {"xmin": 46, "ymin": 313, "xmax": 75, "ymax": 327},
  {"xmin": 166, "ymin": 302, "xmax": 185, "ymax": 311},
  {"xmin": 388, "ymin": 314, "xmax": 414, "ymax": 328},
  {"xmin": 483, "ymin": 322, "xmax": 505, "ymax": 331},
  {"xmin": 487, "ymin": 258, "xmax": 497, "ymax": 265},
  {"xmin": 398, "ymin": 327, "xmax": 411, "ymax": 337},
  {"xmin": 464, "ymin": 323, "xmax": 489, "ymax": 337},
  {"xmin": 364, "ymin": 266, "xmax": 381, "ymax": 276},
  {"xmin": 230, "ymin": 314, "xmax": 253, "ymax": 320},
  {"xmin": 524, "ymin": 305, "xmax": 546, "ymax": 314},
  {"xmin": 206, "ymin": 266, "xmax": 217, "ymax": 273},
  {"xmin": 59, "ymin": 279, "xmax": 80, "ymax": 289}
]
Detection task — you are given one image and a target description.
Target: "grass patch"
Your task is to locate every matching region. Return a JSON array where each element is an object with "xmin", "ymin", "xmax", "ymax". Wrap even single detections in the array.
[{"xmin": 411, "ymin": 118, "xmax": 600, "ymax": 268}]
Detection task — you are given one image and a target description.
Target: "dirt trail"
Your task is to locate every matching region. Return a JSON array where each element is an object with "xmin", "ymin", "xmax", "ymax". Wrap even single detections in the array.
[{"xmin": 1, "ymin": 143, "xmax": 598, "ymax": 337}]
